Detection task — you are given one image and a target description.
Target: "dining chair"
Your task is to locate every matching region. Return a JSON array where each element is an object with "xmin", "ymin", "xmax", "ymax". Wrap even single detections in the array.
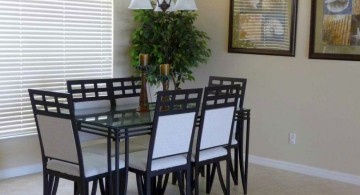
[
  {"xmin": 109, "ymin": 77, "xmax": 151, "ymax": 153},
  {"xmin": 208, "ymin": 76, "xmax": 247, "ymax": 186},
  {"xmin": 67, "ymin": 78, "xmax": 112, "ymax": 143},
  {"xmin": 192, "ymin": 84, "xmax": 240, "ymax": 195},
  {"xmin": 128, "ymin": 88, "xmax": 203, "ymax": 195},
  {"xmin": 110, "ymin": 77, "xmax": 142, "ymax": 105},
  {"xmin": 67, "ymin": 77, "xmax": 148, "ymax": 155},
  {"xmin": 28, "ymin": 89, "xmax": 127, "ymax": 195}
]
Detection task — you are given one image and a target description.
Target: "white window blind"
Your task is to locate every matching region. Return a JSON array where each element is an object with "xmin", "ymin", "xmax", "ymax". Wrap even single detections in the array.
[
  {"xmin": 0, "ymin": 0, "xmax": 113, "ymax": 139},
  {"xmin": 234, "ymin": 0, "xmax": 290, "ymax": 50}
]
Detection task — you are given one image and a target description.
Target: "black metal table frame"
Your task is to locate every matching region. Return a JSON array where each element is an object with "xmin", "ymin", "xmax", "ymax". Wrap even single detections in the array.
[{"xmin": 76, "ymin": 107, "xmax": 250, "ymax": 195}]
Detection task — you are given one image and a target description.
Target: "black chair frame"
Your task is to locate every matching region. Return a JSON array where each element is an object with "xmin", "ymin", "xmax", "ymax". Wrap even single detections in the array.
[
  {"xmin": 67, "ymin": 77, "xmax": 142, "ymax": 107},
  {"xmin": 29, "ymin": 89, "xmax": 128, "ymax": 195},
  {"xmin": 192, "ymin": 84, "xmax": 240, "ymax": 195},
  {"xmin": 208, "ymin": 76, "xmax": 248, "ymax": 193},
  {"xmin": 130, "ymin": 88, "xmax": 203, "ymax": 195}
]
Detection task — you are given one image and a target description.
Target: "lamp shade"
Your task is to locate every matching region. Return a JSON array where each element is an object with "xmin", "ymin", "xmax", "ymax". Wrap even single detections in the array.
[
  {"xmin": 128, "ymin": 0, "xmax": 153, "ymax": 9},
  {"xmin": 154, "ymin": 0, "xmax": 177, "ymax": 12},
  {"xmin": 174, "ymin": 0, "xmax": 198, "ymax": 11}
]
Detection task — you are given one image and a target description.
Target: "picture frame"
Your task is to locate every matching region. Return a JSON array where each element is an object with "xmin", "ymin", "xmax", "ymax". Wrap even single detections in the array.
[
  {"xmin": 309, "ymin": 0, "xmax": 360, "ymax": 61},
  {"xmin": 228, "ymin": 0, "xmax": 298, "ymax": 56}
]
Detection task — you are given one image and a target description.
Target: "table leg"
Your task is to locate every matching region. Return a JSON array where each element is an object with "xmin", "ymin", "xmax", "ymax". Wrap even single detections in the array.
[
  {"xmin": 115, "ymin": 129, "xmax": 120, "ymax": 195},
  {"xmin": 238, "ymin": 117, "xmax": 246, "ymax": 193},
  {"xmin": 107, "ymin": 128, "xmax": 113, "ymax": 195},
  {"xmin": 238, "ymin": 111, "xmax": 250, "ymax": 194},
  {"xmin": 244, "ymin": 113, "xmax": 250, "ymax": 194}
]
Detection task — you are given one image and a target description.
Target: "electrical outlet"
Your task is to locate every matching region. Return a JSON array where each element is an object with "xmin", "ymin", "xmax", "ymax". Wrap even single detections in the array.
[{"xmin": 289, "ymin": 133, "xmax": 296, "ymax": 145}]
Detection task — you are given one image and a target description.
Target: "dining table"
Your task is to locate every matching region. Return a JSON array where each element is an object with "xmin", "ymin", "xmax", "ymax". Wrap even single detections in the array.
[{"xmin": 75, "ymin": 103, "xmax": 251, "ymax": 195}]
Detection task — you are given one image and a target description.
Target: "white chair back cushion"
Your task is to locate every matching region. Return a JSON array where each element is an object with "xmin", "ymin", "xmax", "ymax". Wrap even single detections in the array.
[
  {"xmin": 115, "ymin": 97, "xmax": 138, "ymax": 105},
  {"xmin": 200, "ymin": 106, "xmax": 234, "ymax": 150},
  {"xmin": 74, "ymin": 100, "xmax": 110, "ymax": 110},
  {"xmin": 37, "ymin": 115, "xmax": 79, "ymax": 164},
  {"xmin": 152, "ymin": 112, "xmax": 195, "ymax": 159},
  {"xmin": 74, "ymin": 100, "xmax": 110, "ymax": 143}
]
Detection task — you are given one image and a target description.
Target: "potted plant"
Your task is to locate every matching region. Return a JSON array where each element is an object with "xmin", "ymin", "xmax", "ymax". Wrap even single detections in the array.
[{"xmin": 130, "ymin": 10, "xmax": 211, "ymax": 90}]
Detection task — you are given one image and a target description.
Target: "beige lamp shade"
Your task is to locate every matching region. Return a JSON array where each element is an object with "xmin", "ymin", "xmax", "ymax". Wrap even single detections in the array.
[
  {"xmin": 128, "ymin": 0, "xmax": 153, "ymax": 9},
  {"xmin": 154, "ymin": 0, "xmax": 177, "ymax": 12},
  {"xmin": 174, "ymin": 0, "xmax": 198, "ymax": 10}
]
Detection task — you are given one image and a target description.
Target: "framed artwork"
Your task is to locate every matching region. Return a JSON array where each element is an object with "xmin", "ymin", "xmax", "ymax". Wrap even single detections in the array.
[
  {"xmin": 228, "ymin": 0, "xmax": 298, "ymax": 56},
  {"xmin": 309, "ymin": 0, "xmax": 360, "ymax": 61}
]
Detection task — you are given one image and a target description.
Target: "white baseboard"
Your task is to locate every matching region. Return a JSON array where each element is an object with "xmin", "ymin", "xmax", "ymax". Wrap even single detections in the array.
[
  {"xmin": 0, "ymin": 163, "xmax": 42, "ymax": 180},
  {"xmin": 249, "ymin": 155, "xmax": 360, "ymax": 186},
  {"xmin": 2, "ymin": 156, "xmax": 360, "ymax": 186}
]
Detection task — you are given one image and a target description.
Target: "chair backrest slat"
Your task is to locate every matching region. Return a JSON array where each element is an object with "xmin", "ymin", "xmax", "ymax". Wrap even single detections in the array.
[
  {"xmin": 208, "ymin": 76, "xmax": 247, "ymax": 109},
  {"xmin": 67, "ymin": 79, "xmax": 111, "ymax": 102},
  {"xmin": 111, "ymin": 77, "xmax": 142, "ymax": 105},
  {"xmin": 66, "ymin": 77, "xmax": 142, "ymax": 107}
]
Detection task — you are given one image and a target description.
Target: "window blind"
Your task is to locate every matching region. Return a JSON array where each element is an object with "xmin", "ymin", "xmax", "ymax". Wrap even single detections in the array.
[
  {"xmin": 0, "ymin": 0, "xmax": 113, "ymax": 139},
  {"xmin": 234, "ymin": 0, "xmax": 290, "ymax": 50}
]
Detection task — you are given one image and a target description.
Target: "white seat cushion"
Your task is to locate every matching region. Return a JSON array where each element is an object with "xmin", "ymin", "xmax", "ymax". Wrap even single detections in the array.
[
  {"xmin": 128, "ymin": 150, "xmax": 187, "ymax": 171},
  {"xmin": 81, "ymin": 135, "xmax": 149, "ymax": 156},
  {"xmin": 47, "ymin": 152, "xmax": 125, "ymax": 178},
  {"xmin": 191, "ymin": 147, "xmax": 227, "ymax": 162}
]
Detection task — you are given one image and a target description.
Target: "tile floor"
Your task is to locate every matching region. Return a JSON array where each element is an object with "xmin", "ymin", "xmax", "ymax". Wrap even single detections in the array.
[{"xmin": 1, "ymin": 164, "xmax": 360, "ymax": 194}]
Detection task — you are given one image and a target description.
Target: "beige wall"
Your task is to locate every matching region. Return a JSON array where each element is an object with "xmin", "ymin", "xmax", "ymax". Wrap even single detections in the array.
[
  {"xmin": 181, "ymin": 0, "xmax": 360, "ymax": 176},
  {"xmin": 0, "ymin": 136, "xmax": 41, "ymax": 170},
  {"xmin": 2, "ymin": 0, "xmax": 360, "ymax": 178}
]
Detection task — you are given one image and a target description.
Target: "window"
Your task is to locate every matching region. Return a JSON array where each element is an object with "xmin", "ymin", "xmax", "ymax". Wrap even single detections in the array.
[{"xmin": 0, "ymin": 0, "xmax": 113, "ymax": 139}]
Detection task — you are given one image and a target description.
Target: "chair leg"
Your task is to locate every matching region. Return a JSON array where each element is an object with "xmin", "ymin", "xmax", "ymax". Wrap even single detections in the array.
[
  {"xmin": 206, "ymin": 164, "xmax": 211, "ymax": 193},
  {"xmin": 207, "ymin": 163, "xmax": 217, "ymax": 194},
  {"xmin": 99, "ymin": 179, "xmax": 106, "ymax": 195},
  {"xmin": 91, "ymin": 180, "xmax": 98, "ymax": 195},
  {"xmin": 186, "ymin": 167, "xmax": 192, "ymax": 195},
  {"xmin": 136, "ymin": 174, "xmax": 144, "ymax": 195},
  {"xmin": 145, "ymin": 175, "xmax": 151, "ymax": 195},
  {"xmin": 176, "ymin": 172, "xmax": 185, "ymax": 195},
  {"xmin": 226, "ymin": 159, "xmax": 231, "ymax": 195},
  {"xmin": 81, "ymin": 182, "xmax": 89, "ymax": 195},
  {"xmin": 51, "ymin": 177, "xmax": 59, "ymax": 195},
  {"xmin": 172, "ymin": 172, "xmax": 177, "ymax": 185},
  {"xmin": 194, "ymin": 167, "xmax": 200, "ymax": 195},
  {"xmin": 160, "ymin": 174, "xmax": 169, "ymax": 195},
  {"xmin": 155, "ymin": 175, "xmax": 164, "ymax": 195},
  {"xmin": 230, "ymin": 147, "xmax": 239, "ymax": 185},
  {"xmin": 199, "ymin": 165, "xmax": 205, "ymax": 177},
  {"xmin": 74, "ymin": 182, "xmax": 78, "ymax": 195},
  {"xmin": 216, "ymin": 162, "xmax": 227, "ymax": 195},
  {"xmin": 43, "ymin": 172, "xmax": 49, "ymax": 195}
]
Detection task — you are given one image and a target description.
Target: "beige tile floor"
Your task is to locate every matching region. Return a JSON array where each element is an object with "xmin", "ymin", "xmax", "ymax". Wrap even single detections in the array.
[{"xmin": 1, "ymin": 163, "xmax": 360, "ymax": 194}]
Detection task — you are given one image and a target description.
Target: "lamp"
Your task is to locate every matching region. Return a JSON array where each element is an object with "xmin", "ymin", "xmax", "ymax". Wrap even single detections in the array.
[{"xmin": 129, "ymin": 0, "xmax": 198, "ymax": 12}]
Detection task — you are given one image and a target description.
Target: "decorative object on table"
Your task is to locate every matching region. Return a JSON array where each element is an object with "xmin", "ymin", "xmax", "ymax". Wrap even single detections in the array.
[
  {"xmin": 160, "ymin": 63, "xmax": 170, "ymax": 91},
  {"xmin": 309, "ymin": 0, "xmax": 360, "ymax": 61},
  {"xmin": 129, "ymin": 0, "xmax": 198, "ymax": 12},
  {"xmin": 160, "ymin": 64, "xmax": 170, "ymax": 110},
  {"xmin": 138, "ymin": 54, "xmax": 150, "ymax": 112},
  {"xmin": 228, "ymin": 0, "xmax": 298, "ymax": 56},
  {"xmin": 129, "ymin": 8, "xmax": 211, "ymax": 90}
]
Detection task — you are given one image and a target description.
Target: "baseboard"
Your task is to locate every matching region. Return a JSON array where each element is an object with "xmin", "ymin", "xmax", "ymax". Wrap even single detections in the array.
[
  {"xmin": 2, "ymin": 156, "xmax": 360, "ymax": 186},
  {"xmin": 249, "ymin": 155, "xmax": 360, "ymax": 186},
  {"xmin": 0, "ymin": 163, "xmax": 42, "ymax": 180}
]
